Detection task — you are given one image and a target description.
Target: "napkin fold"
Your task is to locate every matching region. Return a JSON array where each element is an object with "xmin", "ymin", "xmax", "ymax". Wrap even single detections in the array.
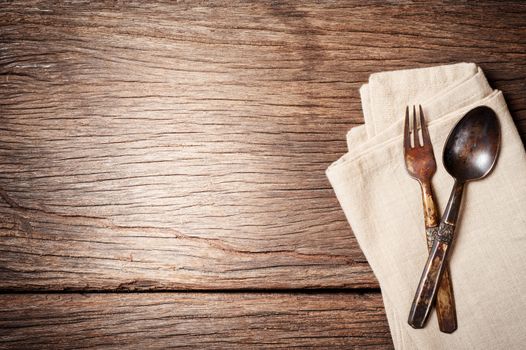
[{"xmin": 327, "ymin": 63, "xmax": 526, "ymax": 349}]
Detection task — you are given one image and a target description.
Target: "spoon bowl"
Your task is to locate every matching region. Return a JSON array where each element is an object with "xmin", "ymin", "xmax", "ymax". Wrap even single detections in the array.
[{"xmin": 443, "ymin": 106, "xmax": 501, "ymax": 182}]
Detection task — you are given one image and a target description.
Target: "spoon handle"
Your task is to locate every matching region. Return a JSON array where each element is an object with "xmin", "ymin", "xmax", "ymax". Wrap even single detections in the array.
[{"xmin": 408, "ymin": 180, "xmax": 464, "ymax": 328}]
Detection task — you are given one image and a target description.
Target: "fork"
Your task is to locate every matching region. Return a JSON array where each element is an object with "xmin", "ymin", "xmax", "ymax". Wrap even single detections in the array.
[{"xmin": 403, "ymin": 105, "xmax": 457, "ymax": 333}]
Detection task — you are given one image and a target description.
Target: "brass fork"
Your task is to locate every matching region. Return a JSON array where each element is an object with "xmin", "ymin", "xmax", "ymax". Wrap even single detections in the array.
[{"xmin": 403, "ymin": 105, "xmax": 457, "ymax": 333}]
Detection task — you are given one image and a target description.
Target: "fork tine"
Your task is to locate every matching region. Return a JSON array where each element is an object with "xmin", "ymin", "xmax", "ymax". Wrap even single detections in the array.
[
  {"xmin": 404, "ymin": 106, "xmax": 411, "ymax": 149},
  {"xmin": 419, "ymin": 105, "xmax": 431, "ymax": 146},
  {"xmin": 413, "ymin": 105, "xmax": 420, "ymax": 147}
]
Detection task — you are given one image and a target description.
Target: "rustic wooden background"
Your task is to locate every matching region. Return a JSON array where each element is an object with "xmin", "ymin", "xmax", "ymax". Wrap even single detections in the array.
[{"xmin": 1, "ymin": 1, "xmax": 525, "ymax": 348}]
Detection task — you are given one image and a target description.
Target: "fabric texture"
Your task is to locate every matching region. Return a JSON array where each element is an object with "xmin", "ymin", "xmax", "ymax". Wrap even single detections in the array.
[{"xmin": 326, "ymin": 63, "xmax": 526, "ymax": 349}]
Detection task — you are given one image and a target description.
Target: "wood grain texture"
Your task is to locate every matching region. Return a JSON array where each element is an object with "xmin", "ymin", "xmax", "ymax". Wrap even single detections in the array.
[
  {"xmin": 0, "ymin": 292, "xmax": 393, "ymax": 349},
  {"xmin": 1, "ymin": 1, "xmax": 526, "ymax": 290}
]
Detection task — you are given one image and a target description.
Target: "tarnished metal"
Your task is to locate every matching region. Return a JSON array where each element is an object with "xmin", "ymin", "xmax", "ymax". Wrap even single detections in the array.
[
  {"xmin": 403, "ymin": 105, "xmax": 457, "ymax": 333},
  {"xmin": 435, "ymin": 223, "xmax": 454, "ymax": 244},
  {"xmin": 426, "ymin": 227, "xmax": 438, "ymax": 244},
  {"xmin": 409, "ymin": 105, "xmax": 501, "ymax": 330}
]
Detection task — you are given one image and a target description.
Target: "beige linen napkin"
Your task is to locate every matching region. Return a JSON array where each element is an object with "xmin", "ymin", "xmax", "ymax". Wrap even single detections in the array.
[{"xmin": 327, "ymin": 63, "xmax": 526, "ymax": 349}]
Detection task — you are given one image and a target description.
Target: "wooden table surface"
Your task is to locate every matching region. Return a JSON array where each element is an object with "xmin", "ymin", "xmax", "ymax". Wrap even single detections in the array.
[{"xmin": 1, "ymin": 1, "xmax": 525, "ymax": 348}]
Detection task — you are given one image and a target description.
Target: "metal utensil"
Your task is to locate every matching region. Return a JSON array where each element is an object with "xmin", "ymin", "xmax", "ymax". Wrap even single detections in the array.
[
  {"xmin": 408, "ymin": 105, "xmax": 501, "ymax": 329},
  {"xmin": 403, "ymin": 105, "xmax": 457, "ymax": 333}
]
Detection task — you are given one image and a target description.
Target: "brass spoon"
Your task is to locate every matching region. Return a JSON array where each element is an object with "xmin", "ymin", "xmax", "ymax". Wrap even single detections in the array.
[{"xmin": 408, "ymin": 106, "xmax": 501, "ymax": 329}]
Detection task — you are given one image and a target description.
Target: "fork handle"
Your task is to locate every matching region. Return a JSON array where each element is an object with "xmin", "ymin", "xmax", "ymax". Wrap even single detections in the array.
[
  {"xmin": 435, "ymin": 265, "xmax": 457, "ymax": 332},
  {"xmin": 426, "ymin": 227, "xmax": 457, "ymax": 333},
  {"xmin": 409, "ymin": 180, "xmax": 464, "ymax": 329},
  {"xmin": 421, "ymin": 182, "xmax": 439, "ymax": 228},
  {"xmin": 409, "ymin": 225, "xmax": 454, "ymax": 329},
  {"xmin": 421, "ymin": 182, "xmax": 457, "ymax": 333}
]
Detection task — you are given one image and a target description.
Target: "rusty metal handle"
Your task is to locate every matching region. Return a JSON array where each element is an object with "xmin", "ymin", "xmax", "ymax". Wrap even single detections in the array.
[
  {"xmin": 426, "ymin": 227, "xmax": 457, "ymax": 333},
  {"xmin": 408, "ymin": 224, "xmax": 454, "ymax": 329},
  {"xmin": 435, "ymin": 265, "xmax": 457, "ymax": 333},
  {"xmin": 421, "ymin": 182, "xmax": 457, "ymax": 333},
  {"xmin": 409, "ymin": 180, "xmax": 463, "ymax": 329}
]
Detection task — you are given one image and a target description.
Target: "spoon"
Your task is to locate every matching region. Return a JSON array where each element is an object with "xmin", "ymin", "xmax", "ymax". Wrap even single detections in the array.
[{"xmin": 408, "ymin": 106, "xmax": 501, "ymax": 329}]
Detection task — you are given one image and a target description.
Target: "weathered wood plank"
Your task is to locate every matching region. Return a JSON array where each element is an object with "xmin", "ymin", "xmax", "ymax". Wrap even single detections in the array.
[
  {"xmin": 0, "ymin": 1, "xmax": 525, "ymax": 290},
  {"xmin": 0, "ymin": 292, "xmax": 393, "ymax": 349},
  {"xmin": 0, "ymin": 205, "xmax": 373, "ymax": 290}
]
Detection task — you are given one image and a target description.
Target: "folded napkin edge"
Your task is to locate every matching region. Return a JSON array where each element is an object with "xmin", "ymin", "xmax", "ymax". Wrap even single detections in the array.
[
  {"xmin": 367, "ymin": 62, "xmax": 476, "ymax": 83},
  {"xmin": 326, "ymin": 90, "xmax": 503, "ymax": 176}
]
